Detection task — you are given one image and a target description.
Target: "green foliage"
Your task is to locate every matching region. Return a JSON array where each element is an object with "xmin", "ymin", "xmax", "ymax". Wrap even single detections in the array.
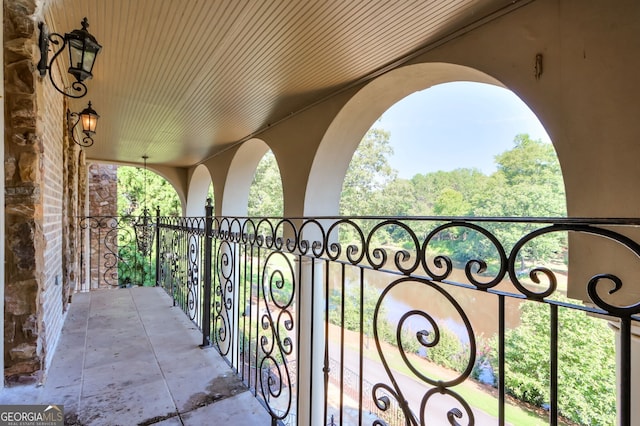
[
  {"xmin": 410, "ymin": 168, "xmax": 489, "ymax": 216},
  {"xmin": 248, "ymin": 151, "xmax": 284, "ymax": 217},
  {"xmin": 422, "ymin": 327, "xmax": 468, "ymax": 373},
  {"xmin": 117, "ymin": 166, "xmax": 182, "ymax": 216},
  {"xmin": 340, "ymin": 128, "xmax": 396, "ymax": 216},
  {"xmin": 247, "ymin": 132, "xmax": 567, "ymax": 267},
  {"xmin": 494, "ymin": 134, "xmax": 563, "ymax": 190},
  {"xmin": 116, "ymin": 166, "xmax": 181, "ymax": 286},
  {"xmin": 491, "ymin": 297, "xmax": 616, "ymax": 425},
  {"xmin": 328, "ymin": 285, "xmax": 393, "ymax": 343}
]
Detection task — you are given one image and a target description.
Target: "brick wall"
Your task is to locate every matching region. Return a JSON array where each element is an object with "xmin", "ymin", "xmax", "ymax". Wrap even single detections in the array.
[{"xmin": 40, "ymin": 61, "xmax": 65, "ymax": 373}]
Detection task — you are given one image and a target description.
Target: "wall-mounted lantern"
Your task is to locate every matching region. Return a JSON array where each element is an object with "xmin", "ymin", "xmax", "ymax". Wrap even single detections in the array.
[
  {"xmin": 37, "ymin": 17, "xmax": 102, "ymax": 98},
  {"xmin": 67, "ymin": 101, "xmax": 99, "ymax": 147}
]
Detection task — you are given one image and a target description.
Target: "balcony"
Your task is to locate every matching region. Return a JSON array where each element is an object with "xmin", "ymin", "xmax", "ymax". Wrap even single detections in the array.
[
  {"xmin": 4, "ymin": 213, "xmax": 638, "ymax": 425},
  {"xmin": 0, "ymin": 286, "xmax": 270, "ymax": 425}
]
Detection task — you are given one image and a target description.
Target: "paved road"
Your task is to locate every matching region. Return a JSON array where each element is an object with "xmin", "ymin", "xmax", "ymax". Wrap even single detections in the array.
[{"xmin": 327, "ymin": 340, "xmax": 510, "ymax": 425}]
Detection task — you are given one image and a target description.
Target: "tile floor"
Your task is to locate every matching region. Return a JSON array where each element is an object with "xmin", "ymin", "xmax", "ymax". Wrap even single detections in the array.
[{"xmin": 0, "ymin": 287, "xmax": 271, "ymax": 426}]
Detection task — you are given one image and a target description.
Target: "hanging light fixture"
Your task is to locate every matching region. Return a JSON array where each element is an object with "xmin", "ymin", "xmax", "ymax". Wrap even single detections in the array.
[
  {"xmin": 37, "ymin": 18, "xmax": 102, "ymax": 98},
  {"xmin": 67, "ymin": 101, "xmax": 99, "ymax": 147},
  {"xmin": 134, "ymin": 156, "xmax": 155, "ymax": 256}
]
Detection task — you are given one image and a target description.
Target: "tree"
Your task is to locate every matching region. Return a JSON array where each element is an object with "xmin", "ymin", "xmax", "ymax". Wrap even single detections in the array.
[
  {"xmin": 248, "ymin": 151, "xmax": 284, "ymax": 217},
  {"xmin": 340, "ymin": 128, "xmax": 397, "ymax": 216},
  {"xmin": 433, "ymin": 188, "xmax": 470, "ymax": 216},
  {"xmin": 495, "ymin": 133, "xmax": 563, "ymax": 189},
  {"xmin": 116, "ymin": 166, "xmax": 182, "ymax": 286},
  {"xmin": 492, "ymin": 297, "xmax": 616, "ymax": 425},
  {"xmin": 472, "ymin": 135, "xmax": 567, "ymax": 263},
  {"xmin": 410, "ymin": 168, "xmax": 488, "ymax": 216},
  {"xmin": 117, "ymin": 166, "xmax": 181, "ymax": 216}
]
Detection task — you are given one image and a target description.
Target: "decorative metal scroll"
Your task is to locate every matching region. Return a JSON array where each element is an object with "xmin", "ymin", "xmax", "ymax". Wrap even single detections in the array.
[
  {"xmin": 79, "ymin": 215, "xmax": 154, "ymax": 288},
  {"xmin": 156, "ymin": 216, "xmax": 206, "ymax": 327},
  {"xmin": 156, "ymin": 215, "xmax": 640, "ymax": 426},
  {"xmin": 257, "ymin": 251, "xmax": 296, "ymax": 421}
]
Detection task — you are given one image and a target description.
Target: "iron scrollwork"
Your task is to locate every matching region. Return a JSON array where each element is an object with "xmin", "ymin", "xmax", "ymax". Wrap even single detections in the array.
[
  {"xmin": 372, "ymin": 278, "xmax": 476, "ymax": 425},
  {"xmin": 258, "ymin": 251, "xmax": 296, "ymax": 420},
  {"xmin": 79, "ymin": 215, "xmax": 150, "ymax": 288},
  {"xmin": 154, "ymin": 214, "xmax": 640, "ymax": 426}
]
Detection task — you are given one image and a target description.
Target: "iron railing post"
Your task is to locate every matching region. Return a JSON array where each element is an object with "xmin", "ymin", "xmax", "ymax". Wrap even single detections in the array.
[
  {"xmin": 620, "ymin": 317, "xmax": 631, "ymax": 426},
  {"xmin": 155, "ymin": 206, "xmax": 161, "ymax": 286},
  {"xmin": 200, "ymin": 198, "xmax": 213, "ymax": 347}
]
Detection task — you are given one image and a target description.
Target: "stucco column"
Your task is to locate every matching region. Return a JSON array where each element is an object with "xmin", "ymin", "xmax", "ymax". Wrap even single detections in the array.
[{"xmin": 295, "ymin": 257, "xmax": 325, "ymax": 426}]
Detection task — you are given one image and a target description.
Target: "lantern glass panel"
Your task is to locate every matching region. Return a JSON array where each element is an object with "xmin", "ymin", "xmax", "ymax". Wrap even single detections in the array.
[
  {"xmin": 81, "ymin": 113, "xmax": 97, "ymax": 134},
  {"xmin": 68, "ymin": 38, "xmax": 85, "ymax": 70}
]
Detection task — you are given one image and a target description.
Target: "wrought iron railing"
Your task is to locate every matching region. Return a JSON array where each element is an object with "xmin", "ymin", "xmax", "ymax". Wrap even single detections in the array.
[
  {"xmin": 156, "ymin": 206, "xmax": 640, "ymax": 426},
  {"xmin": 79, "ymin": 215, "xmax": 157, "ymax": 289}
]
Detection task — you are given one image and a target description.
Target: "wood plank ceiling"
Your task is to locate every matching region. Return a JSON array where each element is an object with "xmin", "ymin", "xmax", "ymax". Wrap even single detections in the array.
[{"xmin": 43, "ymin": 0, "xmax": 521, "ymax": 168}]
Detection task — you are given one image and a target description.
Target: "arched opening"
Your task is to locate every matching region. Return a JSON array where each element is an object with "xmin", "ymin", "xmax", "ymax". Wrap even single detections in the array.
[
  {"xmin": 222, "ymin": 138, "xmax": 270, "ymax": 216},
  {"xmin": 339, "ymin": 82, "xmax": 565, "ymax": 218},
  {"xmin": 320, "ymin": 73, "xmax": 615, "ymax": 425},
  {"xmin": 186, "ymin": 164, "xmax": 214, "ymax": 217},
  {"xmin": 305, "ymin": 63, "xmax": 509, "ymax": 217},
  {"xmin": 305, "ymin": 64, "xmax": 615, "ymax": 423},
  {"xmin": 80, "ymin": 163, "xmax": 183, "ymax": 291},
  {"xmin": 117, "ymin": 165, "xmax": 182, "ymax": 217},
  {"xmin": 247, "ymin": 150, "xmax": 284, "ymax": 217}
]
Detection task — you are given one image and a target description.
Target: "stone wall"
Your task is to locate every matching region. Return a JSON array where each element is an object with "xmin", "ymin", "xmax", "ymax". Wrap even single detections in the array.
[
  {"xmin": 4, "ymin": 0, "xmax": 45, "ymax": 384},
  {"xmin": 3, "ymin": 0, "xmax": 83, "ymax": 384},
  {"xmin": 87, "ymin": 163, "xmax": 117, "ymax": 217},
  {"xmin": 87, "ymin": 163, "xmax": 118, "ymax": 289}
]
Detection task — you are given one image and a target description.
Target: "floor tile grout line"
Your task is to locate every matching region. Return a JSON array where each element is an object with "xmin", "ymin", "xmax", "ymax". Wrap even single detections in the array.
[{"xmin": 130, "ymin": 287, "xmax": 185, "ymax": 425}]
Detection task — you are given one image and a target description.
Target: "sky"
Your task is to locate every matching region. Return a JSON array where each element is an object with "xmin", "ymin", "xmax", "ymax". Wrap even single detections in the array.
[{"xmin": 375, "ymin": 82, "xmax": 552, "ymax": 179}]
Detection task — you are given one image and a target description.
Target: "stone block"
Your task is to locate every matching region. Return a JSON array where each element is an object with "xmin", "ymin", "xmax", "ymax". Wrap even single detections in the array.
[
  {"xmin": 12, "ymin": 132, "xmax": 39, "ymax": 146},
  {"xmin": 5, "ymin": 279, "xmax": 38, "ymax": 316},
  {"xmin": 8, "ymin": 94, "xmax": 38, "ymax": 131},
  {"xmin": 5, "ymin": 319, "xmax": 17, "ymax": 343},
  {"xmin": 8, "ymin": 221, "xmax": 36, "ymax": 271},
  {"xmin": 4, "ymin": 0, "xmax": 36, "ymax": 39},
  {"xmin": 9, "ymin": 343, "xmax": 37, "ymax": 361},
  {"xmin": 11, "ymin": 104, "xmax": 37, "ymax": 129},
  {"xmin": 5, "ymin": 185, "xmax": 40, "ymax": 211},
  {"xmin": 5, "ymin": 60, "xmax": 35, "ymax": 95},
  {"xmin": 5, "ymin": 38, "xmax": 35, "ymax": 63},
  {"xmin": 4, "ymin": 360, "xmax": 41, "ymax": 386},
  {"xmin": 18, "ymin": 152, "xmax": 40, "ymax": 183},
  {"xmin": 22, "ymin": 314, "xmax": 38, "ymax": 340},
  {"xmin": 5, "ymin": 156, "xmax": 17, "ymax": 181}
]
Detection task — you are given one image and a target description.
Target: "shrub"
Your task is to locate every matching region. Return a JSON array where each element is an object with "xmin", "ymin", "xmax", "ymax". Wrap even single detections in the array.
[{"xmin": 490, "ymin": 297, "xmax": 616, "ymax": 425}]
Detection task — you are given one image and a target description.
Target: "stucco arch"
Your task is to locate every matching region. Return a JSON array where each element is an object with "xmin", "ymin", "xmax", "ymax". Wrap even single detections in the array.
[
  {"xmin": 146, "ymin": 166, "xmax": 187, "ymax": 215},
  {"xmin": 221, "ymin": 138, "xmax": 270, "ymax": 216},
  {"xmin": 186, "ymin": 164, "xmax": 213, "ymax": 217},
  {"xmin": 304, "ymin": 62, "xmax": 510, "ymax": 216}
]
